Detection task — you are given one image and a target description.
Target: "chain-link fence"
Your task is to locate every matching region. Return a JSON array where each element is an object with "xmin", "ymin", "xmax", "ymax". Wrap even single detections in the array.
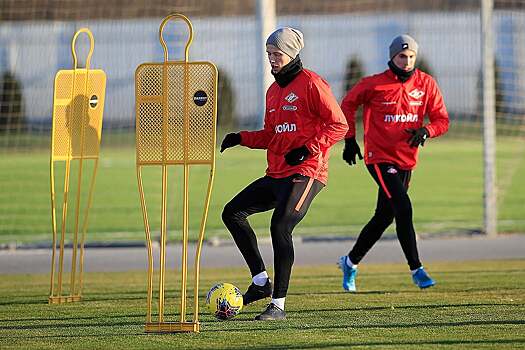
[{"xmin": 1, "ymin": 0, "xmax": 524, "ymax": 243}]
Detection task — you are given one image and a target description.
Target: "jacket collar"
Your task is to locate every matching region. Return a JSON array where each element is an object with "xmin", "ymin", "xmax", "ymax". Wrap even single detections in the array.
[
  {"xmin": 386, "ymin": 61, "xmax": 416, "ymax": 83},
  {"xmin": 272, "ymin": 56, "xmax": 303, "ymax": 87}
]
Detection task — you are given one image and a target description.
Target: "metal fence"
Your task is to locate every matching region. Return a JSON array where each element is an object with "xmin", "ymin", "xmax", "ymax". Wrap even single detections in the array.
[{"xmin": 1, "ymin": 0, "xmax": 524, "ymax": 241}]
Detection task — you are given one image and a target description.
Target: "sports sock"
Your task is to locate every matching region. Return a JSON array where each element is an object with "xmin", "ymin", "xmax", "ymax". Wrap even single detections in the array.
[
  {"xmin": 271, "ymin": 297, "xmax": 285, "ymax": 310},
  {"xmin": 345, "ymin": 256, "xmax": 357, "ymax": 269},
  {"xmin": 252, "ymin": 271, "xmax": 269, "ymax": 286},
  {"xmin": 411, "ymin": 267, "xmax": 422, "ymax": 275}
]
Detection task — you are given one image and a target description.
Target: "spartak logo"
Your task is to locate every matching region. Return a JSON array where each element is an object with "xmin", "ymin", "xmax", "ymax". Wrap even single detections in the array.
[
  {"xmin": 284, "ymin": 92, "xmax": 298, "ymax": 103},
  {"xmin": 408, "ymin": 89, "xmax": 425, "ymax": 99}
]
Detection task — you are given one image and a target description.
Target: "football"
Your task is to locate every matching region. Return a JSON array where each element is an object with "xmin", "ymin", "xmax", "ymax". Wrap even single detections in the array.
[{"xmin": 206, "ymin": 282, "xmax": 243, "ymax": 320}]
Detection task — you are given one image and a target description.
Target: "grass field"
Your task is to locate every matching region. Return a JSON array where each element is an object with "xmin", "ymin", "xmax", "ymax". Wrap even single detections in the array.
[
  {"xmin": 1, "ymin": 259, "xmax": 524, "ymax": 349},
  {"xmin": 1, "ymin": 136, "xmax": 525, "ymax": 244}
]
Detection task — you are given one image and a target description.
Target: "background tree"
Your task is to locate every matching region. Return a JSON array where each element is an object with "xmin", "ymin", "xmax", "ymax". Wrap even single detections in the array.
[
  {"xmin": 343, "ymin": 55, "xmax": 365, "ymax": 94},
  {"xmin": 0, "ymin": 71, "xmax": 25, "ymax": 133},
  {"xmin": 217, "ymin": 68, "xmax": 236, "ymax": 129},
  {"xmin": 342, "ymin": 55, "xmax": 365, "ymax": 127},
  {"xmin": 415, "ymin": 56, "xmax": 433, "ymax": 76}
]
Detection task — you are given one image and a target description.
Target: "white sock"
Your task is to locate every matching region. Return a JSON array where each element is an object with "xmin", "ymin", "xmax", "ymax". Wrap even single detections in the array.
[
  {"xmin": 271, "ymin": 297, "xmax": 285, "ymax": 310},
  {"xmin": 345, "ymin": 256, "xmax": 357, "ymax": 269},
  {"xmin": 411, "ymin": 267, "xmax": 422, "ymax": 275},
  {"xmin": 252, "ymin": 271, "xmax": 269, "ymax": 286}
]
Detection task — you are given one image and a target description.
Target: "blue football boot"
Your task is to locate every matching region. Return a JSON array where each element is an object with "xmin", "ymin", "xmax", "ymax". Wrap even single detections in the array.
[
  {"xmin": 412, "ymin": 267, "xmax": 436, "ymax": 289},
  {"xmin": 338, "ymin": 256, "xmax": 357, "ymax": 292}
]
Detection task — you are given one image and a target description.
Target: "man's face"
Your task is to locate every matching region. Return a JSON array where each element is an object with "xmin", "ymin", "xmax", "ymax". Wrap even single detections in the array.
[
  {"xmin": 266, "ymin": 44, "xmax": 292, "ymax": 74},
  {"xmin": 392, "ymin": 49, "xmax": 417, "ymax": 71}
]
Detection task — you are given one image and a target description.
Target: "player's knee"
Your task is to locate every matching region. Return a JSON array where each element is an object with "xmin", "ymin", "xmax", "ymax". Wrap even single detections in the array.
[
  {"xmin": 395, "ymin": 202, "xmax": 413, "ymax": 219},
  {"xmin": 272, "ymin": 236, "xmax": 294, "ymax": 261},
  {"xmin": 371, "ymin": 212, "xmax": 394, "ymax": 227},
  {"xmin": 270, "ymin": 223, "xmax": 294, "ymax": 250},
  {"xmin": 270, "ymin": 220, "xmax": 293, "ymax": 239},
  {"xmin": 222, "ymin": 202, "xmax": 240, "ymax": 225}
]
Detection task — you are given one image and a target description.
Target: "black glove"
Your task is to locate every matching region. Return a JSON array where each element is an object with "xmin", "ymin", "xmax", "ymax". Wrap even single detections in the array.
[
  {"xmin": 220, "ymin": 133, "xmax": 241, "ymax": 153},
  {"xmin": 342, "ymin": 137, "xmax": 363, "ymax": 166},
  {"xmin": 285, "ymin": 145, "xmax": 310, "ymax": 166},
  {"xmin": 405, "ymin": 127, "xmax": 429, "ymax": 148}
]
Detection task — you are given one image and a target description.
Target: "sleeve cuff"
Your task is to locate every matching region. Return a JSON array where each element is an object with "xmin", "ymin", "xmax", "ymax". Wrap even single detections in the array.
[
  {"xmin": 424, "ymin": 125, "xmax": 434, "ymax": 138},
  {"xmin": 238, "ymin": 131, "xmax": 246, "ymax": 145}
]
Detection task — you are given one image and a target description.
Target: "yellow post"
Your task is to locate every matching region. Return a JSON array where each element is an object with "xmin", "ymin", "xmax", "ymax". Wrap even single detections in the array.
[
  {"xmin": 49, "ymin": 28, "xmax": 106, "ymax": 304},
  {"xmin": 135, "ymin": 13, "xmax": 217, "ymax": 333}
]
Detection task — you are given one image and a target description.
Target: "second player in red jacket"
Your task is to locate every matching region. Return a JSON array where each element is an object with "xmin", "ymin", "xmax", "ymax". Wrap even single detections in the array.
[{"xmin": 338, "ymin": 34, "xmax": 449, "ymax": 292}]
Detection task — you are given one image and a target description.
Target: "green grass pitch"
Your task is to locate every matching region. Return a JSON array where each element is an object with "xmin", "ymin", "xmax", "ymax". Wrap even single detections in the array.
[
  {"xmin": 1, "ymin": 260, "xmax": 524, "ymax": 349},
  {"xmin": 1, "ymin": 137, "xmax": 524, "ymax": 244}
]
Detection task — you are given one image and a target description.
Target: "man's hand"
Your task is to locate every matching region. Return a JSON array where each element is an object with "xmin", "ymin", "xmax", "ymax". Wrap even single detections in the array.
[
  {"xmin": 342, "ymin": 137, "xmax": 363, "ymax": 166},
  {"xmin": 285, "ymin": 145, "xmax": 310, "ymax": 166},
  {"xmin": 405, "ymin": 127, "xmax": 429, "ymax": 148},
  {"xmin": 220, "ymin": 133, "xmax": 241, "ymax": 153}
]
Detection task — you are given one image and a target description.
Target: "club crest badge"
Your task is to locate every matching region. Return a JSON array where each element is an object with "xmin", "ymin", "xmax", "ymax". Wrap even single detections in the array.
[
  {"xmin": 284, "ymin": 92, "xmax": 299, "ymax": 103},
  {"xmin": 408, "ymin": 89, "xmax": 425, "ymax": 99}
]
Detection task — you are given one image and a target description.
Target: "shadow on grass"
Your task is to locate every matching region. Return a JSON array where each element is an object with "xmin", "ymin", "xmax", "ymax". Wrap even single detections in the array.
[
  {"xmin": 216, "ymin": 339, "xmax": 525, "ymax": 350},
  {"xmin": 294, "ymin": 268, "xmax": 525, "ymax": 280},
  {"xmin": 3, "ymin": 309, "xmax": 523, "ymax": 332},
  {"xmin": 3, "ymin": 332, "xmax": 149, "ymax": 340},
  {"xmin": 0, "ymin": 318, "xmax": 144, "ymax": 331},
  {"xmin": 202, "ymin": 319, "xmax": 525, "ymax": 333},
  {"xmin": 0, "ymin": 313, "xmax": 145, "ymax": 323},
  {"xmin": 290, "ymin": 301, "xmax": 520, "ymax": 314},
  {"xmin": 289, "ymin": 285, "xmax": 525, "ymax": 295},
  {"xmin": 6, "ymin": 287, "xmax": 511, "ymax": 307},
  {"xmin": 0, "ymin": 312, "xmax": 258, "ymax": 325},
  {"xmin": 0, "ymin": 294, "xmax": 146, "ymax": 306},
  {"xmin": 5, "ymin": 321, "xmax": 524, "ymax": 345},
  {"xmin": 289, "ymin": 290, "xmax": 395, "ymax": 296},
  {"xmin": 0, "ymin": 290, "xmax": 151, "ymax": 306}
]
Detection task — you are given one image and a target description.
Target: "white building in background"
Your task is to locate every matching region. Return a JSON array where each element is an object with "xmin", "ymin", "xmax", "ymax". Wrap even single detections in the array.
[{"xmin": 0, "ymin": 11, "xmax": 523, "ymax": 128}]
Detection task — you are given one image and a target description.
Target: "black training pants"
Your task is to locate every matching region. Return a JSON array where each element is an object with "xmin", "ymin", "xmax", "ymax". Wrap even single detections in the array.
[
  {"xmin": 222, "ymin": 174, "xmax": 324, "ymax": 298},
  {"xmin": 348, "ymin": 163, "xmax": 422, "ymax": 270}
]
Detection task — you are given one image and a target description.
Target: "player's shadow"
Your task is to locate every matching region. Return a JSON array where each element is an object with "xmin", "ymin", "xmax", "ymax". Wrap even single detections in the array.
[{"xmin": 65, "ymin": 94, "xmax": 99, "ymax": 159}]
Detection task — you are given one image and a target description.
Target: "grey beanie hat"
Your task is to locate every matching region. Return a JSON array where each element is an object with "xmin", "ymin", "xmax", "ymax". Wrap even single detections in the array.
[
  {"xmin": 389, "ymin": 34, "xmax": 418, "ymax": 59},
  {"xmin": 266, "ymin": 27, "xmax": 304, "ymax": 58}
]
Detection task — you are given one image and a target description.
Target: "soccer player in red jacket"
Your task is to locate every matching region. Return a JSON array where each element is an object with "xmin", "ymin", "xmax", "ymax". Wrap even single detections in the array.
[
  {"xmin": 220, "ymin": 27, "xmax": 348, "ymax": 320},
  {"xmin": 338, "ymin": 34, "xmax": 449, "ymax": 291}
]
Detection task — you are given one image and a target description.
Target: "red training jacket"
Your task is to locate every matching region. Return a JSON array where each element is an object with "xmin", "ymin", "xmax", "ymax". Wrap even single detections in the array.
[
  {"xmin": 341, "ymin": 69, "xmax": 449, "ymax": 170},
  {"xmin": 240, "ymin": 69, "xmax": 348, "ymax": 184}
]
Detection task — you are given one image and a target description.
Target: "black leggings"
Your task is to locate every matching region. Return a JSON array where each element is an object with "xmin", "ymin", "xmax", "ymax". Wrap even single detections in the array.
[
  {"xmin": 222, "ymin": 175, "xmax": 324, "ymax": 298},
  {"xmin": 348, "ymin": 163, "xmax": 422, "ymax": 270}
]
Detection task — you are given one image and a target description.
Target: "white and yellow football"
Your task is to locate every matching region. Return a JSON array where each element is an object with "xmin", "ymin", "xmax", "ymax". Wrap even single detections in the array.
[{"xmin": 206, "ymin": 282, "xmax": 243, "ymax": 320}]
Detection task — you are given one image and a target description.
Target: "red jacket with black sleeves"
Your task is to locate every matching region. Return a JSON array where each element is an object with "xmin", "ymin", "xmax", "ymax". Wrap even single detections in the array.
[
  {"xmin": 240, "ymin": 69, "xmax": 348, "ymax": 185},
  {"xmin": 341, "ymin": 69, "xmax": 449, "ymax": 170}
]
